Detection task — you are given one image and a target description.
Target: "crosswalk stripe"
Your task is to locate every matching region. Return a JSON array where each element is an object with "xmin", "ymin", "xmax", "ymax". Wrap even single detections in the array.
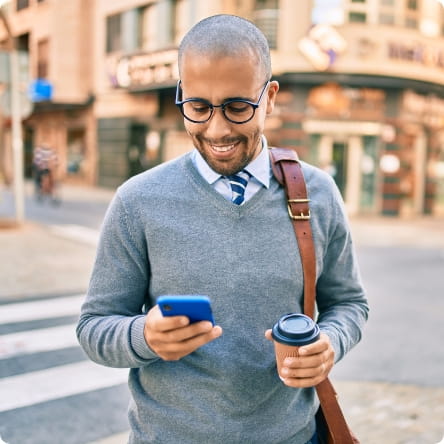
[
  {"xmin": 0, "ymin": 323, "xmax": 78, "ymax": 359},
  {"xmin": 88, "ymin": 432, "xmax": 130, "ymax": 444},
  {"xmin": 49, "ymin": 224, "xmax": 100, "ymax": 246},
  {"xmin": 0, "ymin": 294, "xmax": 84, "ymax": 324},
  {"xmin": 0, "ymin": 293, "xmax": 131, "ymax": 442},
  {"xmin": 0, "ymin": 360, "xmax": 128, "ymax": 413}
]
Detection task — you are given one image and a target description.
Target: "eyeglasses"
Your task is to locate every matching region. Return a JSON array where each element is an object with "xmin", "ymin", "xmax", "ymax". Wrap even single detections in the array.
[{"xmin": 175, "ymin": 80, "xmax": 270, "ymax": 124}]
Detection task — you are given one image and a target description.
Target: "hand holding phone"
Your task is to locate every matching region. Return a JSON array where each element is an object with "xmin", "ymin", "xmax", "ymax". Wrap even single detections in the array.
[
  {"xmin": 144, "ymin": 295, "xmax": 221, "ymax": 361},
  {"xmin": 157, "ymin": 295, "xmax": 215, "ymax": 325}
]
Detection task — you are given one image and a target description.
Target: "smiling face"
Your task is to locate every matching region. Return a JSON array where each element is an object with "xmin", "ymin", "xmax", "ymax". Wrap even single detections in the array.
[{"xmin": 179, "ymin": 50, "xmax": 279, "ymax": 176}]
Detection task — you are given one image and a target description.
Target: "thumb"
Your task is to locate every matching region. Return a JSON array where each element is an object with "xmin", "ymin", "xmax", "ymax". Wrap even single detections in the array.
[{"xmin": 264, "ymin": 329, "xmax": 273, "ymax": 341}]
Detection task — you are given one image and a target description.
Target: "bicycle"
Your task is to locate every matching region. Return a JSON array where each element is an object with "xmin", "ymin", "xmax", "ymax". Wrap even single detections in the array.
[{"xmin": 34, "ymin": 168, "xmax": 61, "ymax": 206}]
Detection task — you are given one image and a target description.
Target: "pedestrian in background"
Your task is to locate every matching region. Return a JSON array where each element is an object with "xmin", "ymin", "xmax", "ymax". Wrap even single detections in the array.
[
  {"xmin": 32, "ymin": 143, "xmax": 59, "ymax": 202},
  {"xmin": 77, "ymin": 14, "xmax": 368, "ymax": 444}
]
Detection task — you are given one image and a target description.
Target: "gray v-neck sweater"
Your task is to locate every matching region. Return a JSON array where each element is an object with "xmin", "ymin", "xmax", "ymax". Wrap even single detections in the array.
[{"xmin": 77, "ymin": 152, "xmax": 368, "ymax": 444}]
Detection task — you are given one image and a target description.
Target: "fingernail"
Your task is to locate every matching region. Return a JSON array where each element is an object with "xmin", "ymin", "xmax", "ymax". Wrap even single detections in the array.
[{"xmin": 213, "ymin": 326, "xmax": 223, "ymax": 337}]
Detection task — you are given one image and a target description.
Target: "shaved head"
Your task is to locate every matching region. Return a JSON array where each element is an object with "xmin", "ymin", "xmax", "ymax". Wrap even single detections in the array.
[{"xmin": 178, "ymin": 14, "xmax": 272, "ymax": 82}]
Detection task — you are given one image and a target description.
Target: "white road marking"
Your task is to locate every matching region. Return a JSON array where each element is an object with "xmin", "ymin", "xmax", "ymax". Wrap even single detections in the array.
[
  {"xmin": 0, "ymin": 360, "xmax": 128, "ymax": 412},
  {"xmin": 0, "ymin": 294, "xmax": 84, "ymax": 324},
  {"xmin": 0, "ymin": 323, "xmax": 78, "ymax": 359},
  {"xmin": 48, "ymin": 224, "xmax": 100, "ymax": 246}
]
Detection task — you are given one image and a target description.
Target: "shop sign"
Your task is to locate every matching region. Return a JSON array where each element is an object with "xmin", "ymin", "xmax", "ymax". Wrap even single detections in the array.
[
  {"xmin": 388, "ymin": 41, "xmax": 444, "ymax": 70},
  {"xmin": 114, "ymin": 49, "xmax": 178, "ymax": 89},
  {"xmin": 298, "ymin": 25, "xmax": 347, "ymax": 71}
]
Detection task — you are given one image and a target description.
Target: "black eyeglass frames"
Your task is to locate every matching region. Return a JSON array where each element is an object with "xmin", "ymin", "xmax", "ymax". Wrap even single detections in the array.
[{"xmin": 175, "ymin": 80, "xmax": 270, "ymax": 124}]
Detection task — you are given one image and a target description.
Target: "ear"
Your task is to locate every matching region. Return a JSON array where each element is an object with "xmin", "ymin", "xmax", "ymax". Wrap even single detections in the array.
[{"xmin": 266, "ymin": 80, "xmax": 279, "ymax": 115}]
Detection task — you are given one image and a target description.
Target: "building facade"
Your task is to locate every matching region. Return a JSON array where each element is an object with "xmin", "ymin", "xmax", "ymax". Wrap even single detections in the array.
[{"xmin": 1, "ymin": 0, "xmax": 444, "ymax": 216}]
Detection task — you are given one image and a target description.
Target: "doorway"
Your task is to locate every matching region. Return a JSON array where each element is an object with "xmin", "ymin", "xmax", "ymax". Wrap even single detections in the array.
[
  {"xmin": 332, "ymin": 141, "xmax": 348, "ymax": 196},
  {"xmin": 67, "ymin": 128, "xmax": 86, "ymax": 178}
]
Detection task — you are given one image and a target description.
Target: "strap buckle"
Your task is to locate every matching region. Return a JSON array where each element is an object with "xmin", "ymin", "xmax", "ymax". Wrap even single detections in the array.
[{"xmin": 287, "ymin": 199, "xmax": 311, "ymax": 220}]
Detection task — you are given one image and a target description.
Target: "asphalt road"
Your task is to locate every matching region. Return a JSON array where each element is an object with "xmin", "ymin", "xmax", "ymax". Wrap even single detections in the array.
[
  {"xmin": 332, "ymin": 243, "xmax": 444, "ymax": 387},
  {"xmin": 1, "ymin": 181, "xmax": 443, "ymax": 443}
]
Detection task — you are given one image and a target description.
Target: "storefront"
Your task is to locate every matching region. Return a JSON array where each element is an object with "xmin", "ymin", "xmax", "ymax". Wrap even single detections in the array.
[
  {"xmin": 265, "ymin": 79, "xmax": 444, "ymax": 217},
  {"xmin": 96, "ymin": 49, "xmax": 186, "ymax": 188},
  {"xmin": 23, "ymin": 96, "xmax": 96, "ymax": 184}
]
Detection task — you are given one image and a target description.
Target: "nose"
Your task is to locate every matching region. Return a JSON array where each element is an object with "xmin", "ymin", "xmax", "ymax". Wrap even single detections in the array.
[{"xmin": 204, "ymin": 107, "xmax": 232, "ymax": 139}]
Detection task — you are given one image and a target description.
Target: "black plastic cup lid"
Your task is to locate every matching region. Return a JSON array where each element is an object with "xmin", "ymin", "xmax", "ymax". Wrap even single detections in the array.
[{"xmin": 271, "ymin": 313, "xmax": 320, "ymax": 346}]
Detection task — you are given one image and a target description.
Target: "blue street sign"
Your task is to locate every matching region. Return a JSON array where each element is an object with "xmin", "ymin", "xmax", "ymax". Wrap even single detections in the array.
[{"xmin": 28, "ymin": 78, "xmax": 53, "ymax": 102}]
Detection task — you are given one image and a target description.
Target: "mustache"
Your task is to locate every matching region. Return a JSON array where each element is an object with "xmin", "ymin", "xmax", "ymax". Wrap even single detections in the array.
[{"xmin": 196, "ymin": 136, "xmax": 245, "ymax": 145}]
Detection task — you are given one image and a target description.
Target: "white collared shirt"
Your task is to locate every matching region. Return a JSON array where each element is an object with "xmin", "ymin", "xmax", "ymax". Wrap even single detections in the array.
[{"xmin": 191, "ymin": 136, "xmax": 271, "ymax": 204}]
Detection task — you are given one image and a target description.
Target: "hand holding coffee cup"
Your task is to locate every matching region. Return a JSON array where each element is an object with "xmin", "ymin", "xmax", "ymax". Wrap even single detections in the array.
[{"xmin": 271, "ymin": 313, "xmax": 320, "ymax": 381}]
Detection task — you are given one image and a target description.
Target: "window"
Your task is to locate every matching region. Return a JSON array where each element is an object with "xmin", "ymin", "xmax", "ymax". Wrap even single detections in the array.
[
  {"xmin": 106, "ymin": 13, "xmax": 122, "ymax": 53},
  {"xmin": 349, "ymin": 12, "xmax": 367, "ymax": 22},
  {"xmin": 379, "ymin": 13, "xmax": 394, "ymax": 25},
  {"xmin": 17, "ymin": 33, "xmax": 29, "ymax": 52},
  {"xmin": 403, "ymin": 0, "xmax": 419, "ymax": 29},
  {"xmin": 139, "ymin": 5, "xmax": 155, "ymax": 50},
  {"xmin": 16, "ymin": 0, "xmax": 29, "ymax": 11},
  {"xmin": 171, "ymin": 0, "xmax": 185, "ymax": 45},
  {"xmin": 253, "ymin": 0, "xmax": 279, "ymax": 49},
  {"xmin": 405, "ymin": 17, "xmax": 417, "ymax": 28},
  {"xmin": 407, "ymin": 0, "xmax": 418, "ymax": 10},
  {"xmin": 312, "ymin": 0, "xmax": 344, "ymax": 25},
  {"xmin": 442, "ymin": 8, "xmax": 444, "ymax": 36},
  {"xmin": 106, "ymin": 8, "xmax": 144, "ymax": 54},
  {"xmin": 136, "ymin": 0, "xmax": 186, "ymax": 51},
  {"xmin": 37, "ymin": 38, "xmax": 49, "ymax": 78}
]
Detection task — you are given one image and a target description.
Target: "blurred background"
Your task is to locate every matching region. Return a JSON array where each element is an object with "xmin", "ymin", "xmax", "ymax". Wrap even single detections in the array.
[
  {"xmin": 1, "ymin": 0, "xmax": 444, "ymax": 217},
  {"xmin": 0, "ymin": 1, "xmax": 443, "ymax": 443}
]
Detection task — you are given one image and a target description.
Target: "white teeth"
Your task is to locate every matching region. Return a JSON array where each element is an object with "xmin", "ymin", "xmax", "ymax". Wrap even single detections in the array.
[{"xmin": 211, "ymin": 144, "xmax": 235, "ymax": 152}]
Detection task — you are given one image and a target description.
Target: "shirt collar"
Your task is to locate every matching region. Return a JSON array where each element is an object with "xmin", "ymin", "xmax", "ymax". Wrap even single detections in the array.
[{"xmin": 192, "ymin": 135, "xmax": 271, "ymax": 188}]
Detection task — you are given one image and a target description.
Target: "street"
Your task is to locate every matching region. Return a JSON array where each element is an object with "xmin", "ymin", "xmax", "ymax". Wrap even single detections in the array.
[
  {"xmin": 0, "ymin": 294, "xmax": 130, "ymax": 444},
  {"xmin": 0, "ymin": 182, "xmax": 443, "ymax": 443}
]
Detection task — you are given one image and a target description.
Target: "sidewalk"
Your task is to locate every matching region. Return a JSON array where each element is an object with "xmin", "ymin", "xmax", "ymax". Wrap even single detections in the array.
[
  {"xmin": 0, "ymin": 182, "xmax": 114, "ymax": 301},
  {"xmin": 1, "ymin": 183, "xmax": 443, "ymax": 443}
]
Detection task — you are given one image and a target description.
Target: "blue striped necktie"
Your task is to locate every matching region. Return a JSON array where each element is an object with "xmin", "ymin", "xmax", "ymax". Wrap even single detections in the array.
[{"xmin": 227, "ymin": 170, "xmax": 251, "ymax": 205}]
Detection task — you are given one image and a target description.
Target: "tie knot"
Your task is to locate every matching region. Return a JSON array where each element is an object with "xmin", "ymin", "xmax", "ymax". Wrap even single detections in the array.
[{"xmin": 227, "ymin": 170, "xmax": 251, "ymax": 205}]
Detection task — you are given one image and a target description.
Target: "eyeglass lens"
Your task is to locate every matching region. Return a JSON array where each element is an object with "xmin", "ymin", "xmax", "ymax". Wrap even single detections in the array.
[{"xmin": 182, "ymin": 100, "xmax": 255, "ymax": 123}]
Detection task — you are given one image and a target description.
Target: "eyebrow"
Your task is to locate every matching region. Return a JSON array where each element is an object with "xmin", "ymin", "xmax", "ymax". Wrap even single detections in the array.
[{"xmin": 186, "ymin": 94, "xmax": 255, "ymax": 103}]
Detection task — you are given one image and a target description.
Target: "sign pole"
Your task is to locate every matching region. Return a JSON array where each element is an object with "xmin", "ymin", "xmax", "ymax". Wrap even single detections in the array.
[
  {"xmin": 1, "ymin": 6, "xmax": 25, "ymax": 224},
  {"xmin": 10, "ymin": 47, "xmax": 24, "ymax": 223}
]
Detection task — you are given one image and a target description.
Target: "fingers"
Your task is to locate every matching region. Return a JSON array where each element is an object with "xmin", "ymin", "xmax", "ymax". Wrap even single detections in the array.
[
  {"xmin": 278, "ymin": 333, "xmax": 335, "ymax": 388},
  {"xmin": 150, "ymin": 324, "xmax": 222, "ymax": 361},
  {"xmin": 279, "ymin": 356, "xmax": 331, "ymax": 388},
  {"xmin": 144, "ymin": 305, "xmax": 223, "ymax": 361}
]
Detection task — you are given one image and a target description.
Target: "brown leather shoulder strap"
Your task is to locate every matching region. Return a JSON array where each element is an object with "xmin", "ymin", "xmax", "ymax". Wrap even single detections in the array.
[
  {"xmin": 317, "ymin": 379, "xmax": 360, "ymax": 443},
  {"xmin": 269, "ymin": 147, "xmax": 316, "ymax": 319},
  {"xmin": 269, "ymin": 146, "xmax": 359, "ymax": 444}
]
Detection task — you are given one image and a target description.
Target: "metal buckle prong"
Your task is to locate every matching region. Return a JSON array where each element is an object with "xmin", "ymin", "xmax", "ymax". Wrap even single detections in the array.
[{"xmin": 287, "ymin": 198, "xmax": 311, "ymax": 220}]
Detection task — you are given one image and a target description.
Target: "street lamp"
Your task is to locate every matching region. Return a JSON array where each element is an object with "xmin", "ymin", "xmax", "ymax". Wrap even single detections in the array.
[{"xmin": 0, "ymin": 0, "xmax": 25, "ymax": 224}]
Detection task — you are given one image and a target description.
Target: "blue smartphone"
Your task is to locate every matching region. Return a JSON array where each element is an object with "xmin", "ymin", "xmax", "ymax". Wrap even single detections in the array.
[{"xmin": 157, "ymin": 295, "xmax": 215, "ymax": 325}]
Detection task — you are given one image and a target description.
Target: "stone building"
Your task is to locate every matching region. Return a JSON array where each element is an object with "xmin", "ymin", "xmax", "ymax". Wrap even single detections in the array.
[{"xmin": 1, "ymin": 0, "xmax": 444, "ymax": 216}]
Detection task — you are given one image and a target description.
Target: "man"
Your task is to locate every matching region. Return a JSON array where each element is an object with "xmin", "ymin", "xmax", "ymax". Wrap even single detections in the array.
[
  {"xmin": 77, "ymin": 14, "xmax": 368, "ymax": 444},
  {"xmin": 32, "ymin": 143, "xmax": 58, "ymax": 198}
]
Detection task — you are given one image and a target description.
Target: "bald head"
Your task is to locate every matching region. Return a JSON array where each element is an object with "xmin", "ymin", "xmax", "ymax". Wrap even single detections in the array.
[{"xmin": 178, "ymin": 14, "xmax": 272, "ymax": 82}]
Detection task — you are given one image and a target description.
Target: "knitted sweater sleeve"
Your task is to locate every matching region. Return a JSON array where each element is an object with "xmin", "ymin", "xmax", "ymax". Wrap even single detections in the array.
[
  {"xmin": 311, "ymin": 172, "xmax": 369, "ymax": 363},
  {"xmin": 76, "ymin": 191, "xmax": 160, "ymax": 368}
]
